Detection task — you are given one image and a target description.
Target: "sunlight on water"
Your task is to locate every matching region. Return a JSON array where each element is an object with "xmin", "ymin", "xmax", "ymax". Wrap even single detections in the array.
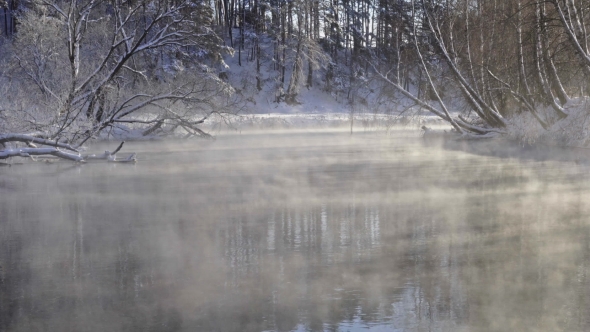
[{"xmin": 1, "ymin": 129, "xmax": 590, "ymax": 331}]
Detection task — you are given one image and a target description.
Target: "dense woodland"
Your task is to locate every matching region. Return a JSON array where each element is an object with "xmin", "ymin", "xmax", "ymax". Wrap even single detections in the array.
[{"xmin": 1, "ymin": 0, "xmax": 590, "ymax": 159}]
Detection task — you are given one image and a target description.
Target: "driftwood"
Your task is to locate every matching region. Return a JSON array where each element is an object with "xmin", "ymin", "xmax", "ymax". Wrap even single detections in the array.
[
  {"xmin": 0, "ymin": 134, "xmax": 136, "ymax": 163},
  {"xmin": 0, "ymin": 147, "xmax": 85, "ymax": 161},
  {"xmin": 83, "ymin": 141, "xmax": 137, "ymax": 163},
  {"xmin": 421, "ymin": 126, "xmax": 497, "ymax": 140},
  {"xmin": 0, "ymin": 134, "xmax": 79, "ymax": 152}
]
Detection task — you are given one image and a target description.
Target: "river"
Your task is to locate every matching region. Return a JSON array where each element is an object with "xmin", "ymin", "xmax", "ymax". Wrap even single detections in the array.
[{"xmin": 1, "ymin": 129, "xmax": 590, "ymax": 331}]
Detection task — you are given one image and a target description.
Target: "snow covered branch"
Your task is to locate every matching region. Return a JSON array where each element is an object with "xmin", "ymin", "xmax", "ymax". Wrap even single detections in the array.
[
  {"xmin": 0, "ymin": 147, "xmax": 84, "ymax": 162},
  {"xmin": 0, "ymin": 134, "xmax": 135, "ymax": 163},
  {"xmin": 0, "ymin": 134, "xmax": 79, "ymax": 152},
  {"xmin": 369, "ymin": 56, "xmax": 502, "ymax": 136},
  {"xmin": 0, "ymin": 0, "xmax": 232, "ymax": 144}
]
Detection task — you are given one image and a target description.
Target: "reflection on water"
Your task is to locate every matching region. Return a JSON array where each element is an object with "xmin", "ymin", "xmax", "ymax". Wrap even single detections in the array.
[{"xmin": 2, "ymin": 131, "xmax": 590, "ymax": 331}]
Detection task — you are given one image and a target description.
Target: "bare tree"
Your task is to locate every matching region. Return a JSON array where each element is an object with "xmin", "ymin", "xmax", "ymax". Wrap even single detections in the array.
[
  {"xmin": 284, "ymin": 0, "xmax": 329, "ymax": 104},
  {"xmin": 369, "ymin": 0, "xmax": 504, "ymax": 136},
  {"xmin": 551, "ymin": 0, "xmax": 590, "ymax": 70},
  {"xmin": 366, "ymin": 0, "xmax": 590, "ymax": 141},
  {"xmin": 3, "ymin": 0, "xmax": 234, "ymax": 146}
]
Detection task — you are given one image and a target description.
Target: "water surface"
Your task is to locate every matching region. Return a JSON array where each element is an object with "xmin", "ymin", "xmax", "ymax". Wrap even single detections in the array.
[{"xmin": 1, "ymin": 130, "xmax": 590, "ymax": 331}]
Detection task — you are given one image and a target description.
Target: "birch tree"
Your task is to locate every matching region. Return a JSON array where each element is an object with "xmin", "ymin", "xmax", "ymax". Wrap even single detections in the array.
[{"xmin": 367, "ymin": 0, "xmax": 590, "ymax": 138}]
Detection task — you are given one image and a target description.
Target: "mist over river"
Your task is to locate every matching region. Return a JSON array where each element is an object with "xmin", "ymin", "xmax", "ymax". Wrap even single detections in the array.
[{"xmin": 2, "ymin": 129, "xmax": 590, "ymax": 331}]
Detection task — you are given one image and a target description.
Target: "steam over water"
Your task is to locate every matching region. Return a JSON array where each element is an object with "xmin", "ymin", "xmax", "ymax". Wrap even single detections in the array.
[{"xmin": 2, "ymin": 130, "xmax": 590, "ymax": 331}]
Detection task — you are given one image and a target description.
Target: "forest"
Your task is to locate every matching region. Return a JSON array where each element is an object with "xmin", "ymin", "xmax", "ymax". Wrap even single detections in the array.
[
  {"xmin": 4, "ymin": 3, "xmax": 590, "ymax": 329},
  {"xmin": 1, "ymin": 0, "xmax": 590, "ymax": 160}
]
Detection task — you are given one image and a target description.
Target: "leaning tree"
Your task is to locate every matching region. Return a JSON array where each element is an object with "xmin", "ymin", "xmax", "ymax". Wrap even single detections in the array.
[
  {"xmin": 369, "ymin": 0, "xmax": 590, "ymax": 143},
  {"xmin": 0, "ymin": 0, "xmax": 236, "ymax": 162}
]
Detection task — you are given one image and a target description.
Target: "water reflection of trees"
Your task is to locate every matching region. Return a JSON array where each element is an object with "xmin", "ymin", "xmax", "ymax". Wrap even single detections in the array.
[
  {"xmin": 3, "ymin": 139, "xmax": 590, "ymax": 331},
  {"xmin": 212, "ymin": 201, "xmax": 469, "ymax": 331},
  {"xmin": 209, "ymin": 164, "xmax": 590, "ymax": 331}
]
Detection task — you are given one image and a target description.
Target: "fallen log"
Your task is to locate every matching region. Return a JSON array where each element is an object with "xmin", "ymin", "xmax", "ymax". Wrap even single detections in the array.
[
  {"xmin": 0, "ymin": 147, "xmax": 85, "ymax": 162},
  {"xmin": 83, "ymin": 141, "xmax": 136, "ymax": 162},
  {"xmin": 0, "ymin": 134, "xmax": 136, "ymax": 163}
]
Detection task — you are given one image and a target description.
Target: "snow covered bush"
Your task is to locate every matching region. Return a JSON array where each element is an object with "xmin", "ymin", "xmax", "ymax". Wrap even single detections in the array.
[
  {"xmin": 0, "ymin": 0, "xmax": 234, "ymax": 143},
  {"xmin": 506, "ymin": 98, "xmax": 590, "ymax": 147}
]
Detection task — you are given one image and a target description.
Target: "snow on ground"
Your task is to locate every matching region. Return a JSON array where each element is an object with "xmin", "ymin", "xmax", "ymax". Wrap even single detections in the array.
[
  {"xmin": 507, "ymin": 97, "xmax": 590, "ymax": 147},
  {"xmin": 105, "ymin": 30, "xmax": 497, "ymax": 139},
  {"xmin": 201, "ymin": 112, "xmax": 450, "ymax": 134},
  {"xmin": 221, "ymin": 32, "xmax": 363, "ymax": 116},
  {"xmin": 248, "ymin": 87, "xmax": 347, "ymax": 114},
  {"xmin": 217, "ymin": 30, "xmax": 467, "ymax": 138}
]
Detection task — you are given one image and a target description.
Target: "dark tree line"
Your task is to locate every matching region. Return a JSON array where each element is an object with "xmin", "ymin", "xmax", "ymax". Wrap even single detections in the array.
[{"xmin": 0, "ymin": 0, "xmax": 17, "ymax": 37}]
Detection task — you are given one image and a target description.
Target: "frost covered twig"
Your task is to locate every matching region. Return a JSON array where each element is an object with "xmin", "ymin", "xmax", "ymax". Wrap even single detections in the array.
[
  {"xmin": 0, "ymin": 134, "xmax": 78, "ymax": 152},
  {"xmin": 0, "ymin": 134, "xmax": 136, "ymax": 163},
  {"xmin": 0, "ymin": 147, "xmax": 84, "ymax": 162}
]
